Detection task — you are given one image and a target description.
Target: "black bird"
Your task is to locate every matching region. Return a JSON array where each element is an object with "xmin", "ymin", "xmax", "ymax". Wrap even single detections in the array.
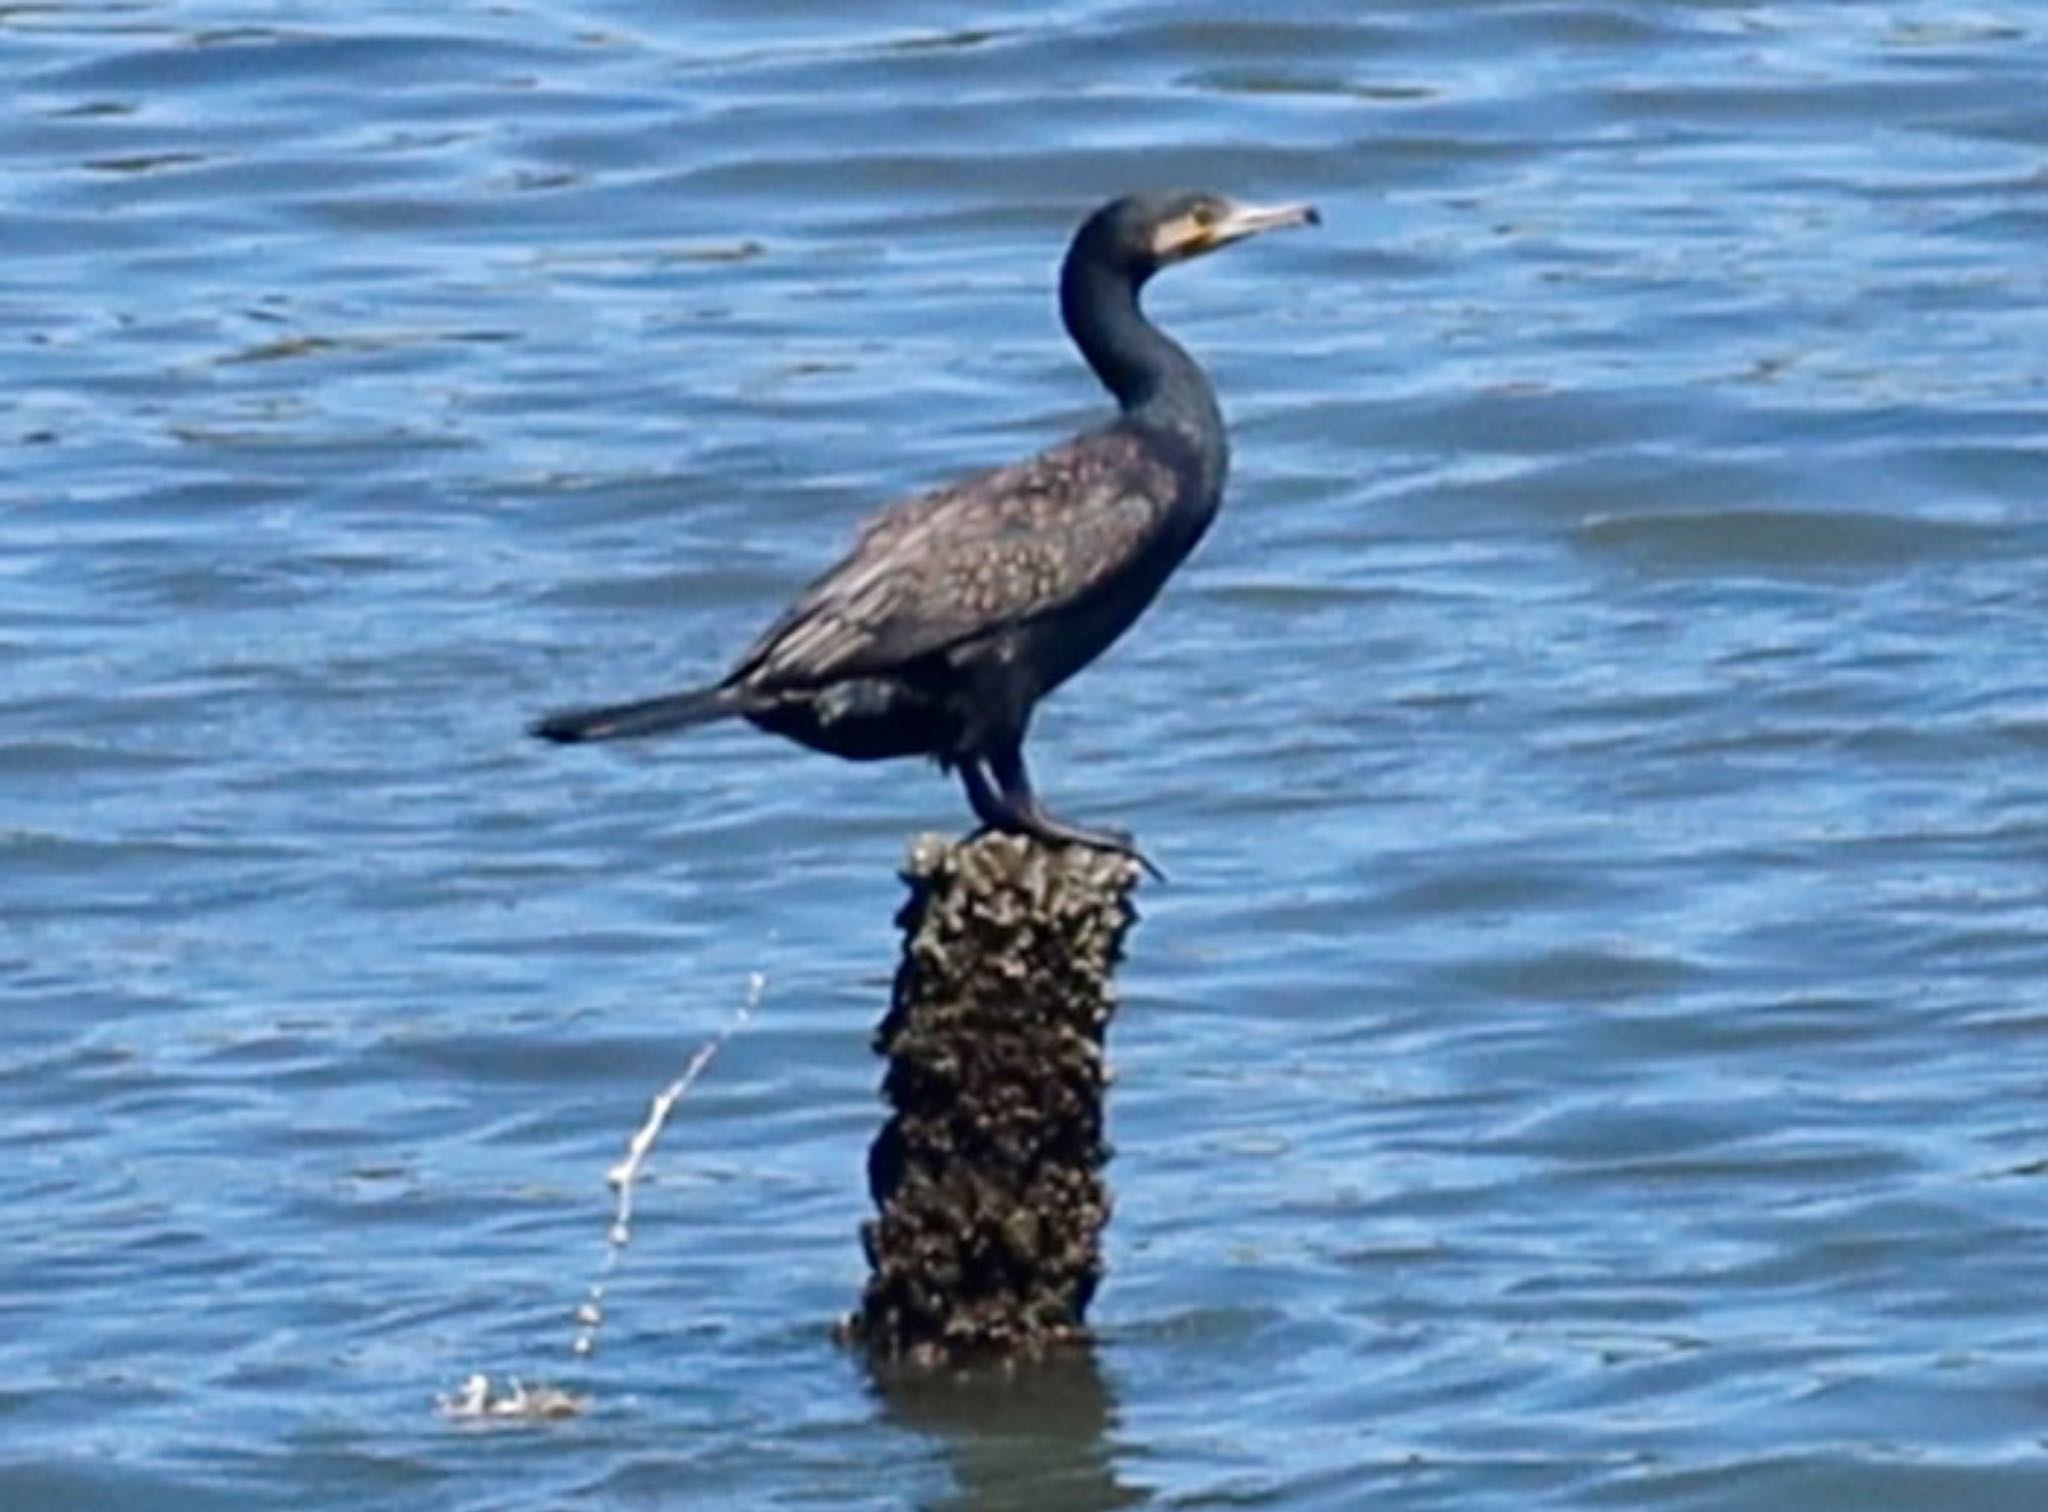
[{"xmin": 531, "ymin": 191, "xmax": 1318, "ymax": 868}]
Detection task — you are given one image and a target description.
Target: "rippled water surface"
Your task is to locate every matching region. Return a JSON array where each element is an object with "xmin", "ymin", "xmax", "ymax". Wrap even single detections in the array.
[{"xmin": 8, "ymin": 2, "xmax": 2048, "ymax": 1507}]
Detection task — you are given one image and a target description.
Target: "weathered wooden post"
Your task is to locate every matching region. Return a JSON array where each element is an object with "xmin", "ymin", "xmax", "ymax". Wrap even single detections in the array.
[{"xmin": 842, "ymin": 831, "xmax": 1141, "ymax": 1366}]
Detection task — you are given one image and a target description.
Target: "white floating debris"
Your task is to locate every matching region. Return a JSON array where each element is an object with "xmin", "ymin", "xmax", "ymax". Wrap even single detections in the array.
[{"xmin": 436, "ymin": 1373, "xmax": 585, "ymax": 1422}]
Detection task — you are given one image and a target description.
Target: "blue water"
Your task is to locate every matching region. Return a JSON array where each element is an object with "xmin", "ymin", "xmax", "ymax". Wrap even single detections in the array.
[{"xmin": 7, "ymin": 2, "xmax": 2048, "ymax": 1507}]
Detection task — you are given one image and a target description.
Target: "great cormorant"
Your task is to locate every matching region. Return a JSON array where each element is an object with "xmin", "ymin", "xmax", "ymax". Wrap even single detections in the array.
[{"xmin": 532, "ymin": 191, "xmax": 1318, "ymax": 869}]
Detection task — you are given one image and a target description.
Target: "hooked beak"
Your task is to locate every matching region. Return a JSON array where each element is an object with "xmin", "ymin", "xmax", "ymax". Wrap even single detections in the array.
[
  {"xmin": 1156, "ymin": 198, "xmax": 1321, "ymax": 262},
  {"xmin": 1212, "ymin": 199, "xmax": 1321, "ymax": 244}
]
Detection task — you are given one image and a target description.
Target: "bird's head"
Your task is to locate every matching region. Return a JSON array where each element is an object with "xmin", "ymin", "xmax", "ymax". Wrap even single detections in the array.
[{"xmin": 1078, "ymin": 191, "xmax": 1320, "ymax": 282}]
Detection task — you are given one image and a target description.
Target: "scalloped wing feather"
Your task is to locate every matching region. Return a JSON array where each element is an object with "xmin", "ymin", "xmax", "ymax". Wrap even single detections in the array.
[{"xmin": 735, "ymin": 430, "xmax": 1179, "ymax": 687}]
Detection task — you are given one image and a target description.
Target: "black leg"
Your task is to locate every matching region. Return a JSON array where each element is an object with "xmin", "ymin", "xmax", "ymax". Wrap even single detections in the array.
[
  {"xmin": 958, "ymin": 759, "xmax": 1010, "ymax": 831},
  {"xmin": 984, "ymin": 739, "xmax": 1163, "ymax": 880}
]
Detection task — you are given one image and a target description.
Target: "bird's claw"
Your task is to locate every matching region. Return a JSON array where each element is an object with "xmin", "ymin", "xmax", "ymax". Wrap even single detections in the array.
[
  {"xmin": 1127, "ymin": 845, "xmax": 1168, "ymax": 884},
  {"xmin": 1088, "ymin": 827, "xmax": 1166, "ymax": 883}
]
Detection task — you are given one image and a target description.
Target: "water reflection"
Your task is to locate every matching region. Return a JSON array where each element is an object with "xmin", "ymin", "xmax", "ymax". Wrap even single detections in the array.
[{"xmin": 869, "ymin": 1347, "xmax": 1145, "ymax": 1512}]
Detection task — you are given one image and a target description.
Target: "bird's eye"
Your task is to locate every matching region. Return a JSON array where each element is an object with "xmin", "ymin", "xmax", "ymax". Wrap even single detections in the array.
[{"xmin": 1190, "ymin": 203, "xmax": 1218, "ymax": 228}]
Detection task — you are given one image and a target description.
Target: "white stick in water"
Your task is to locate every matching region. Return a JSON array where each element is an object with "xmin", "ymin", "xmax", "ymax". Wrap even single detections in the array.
[
  {"xmin": 572, "ymin": 969, "xmax": 766, "ymax": 1358},
  {"xmin": 439, "ymin": 972, "xmax": 766, "ymax": 1421}
]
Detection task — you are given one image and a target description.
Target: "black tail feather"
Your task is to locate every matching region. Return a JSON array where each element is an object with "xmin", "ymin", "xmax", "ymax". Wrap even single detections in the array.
[{"xmin": 529, "ymin": 684, "xmax": 741, "ymax": 744}]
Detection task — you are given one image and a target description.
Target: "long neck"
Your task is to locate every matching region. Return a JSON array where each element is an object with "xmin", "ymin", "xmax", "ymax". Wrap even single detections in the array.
[{"xmin": 1060, "ymin": 254, "xmax": 1225, "ymax": 473}]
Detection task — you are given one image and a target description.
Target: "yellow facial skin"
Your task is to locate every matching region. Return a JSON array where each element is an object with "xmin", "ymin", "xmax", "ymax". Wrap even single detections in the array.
[{"xmin": 1150, "ymin": 199, "xmax": 1321, "ymax": 262}]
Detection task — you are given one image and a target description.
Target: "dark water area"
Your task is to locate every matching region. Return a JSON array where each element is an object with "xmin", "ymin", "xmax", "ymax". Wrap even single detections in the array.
[{"xmin": 6, "ymin": 2, "xmax": 2048, "ymax": 1507}]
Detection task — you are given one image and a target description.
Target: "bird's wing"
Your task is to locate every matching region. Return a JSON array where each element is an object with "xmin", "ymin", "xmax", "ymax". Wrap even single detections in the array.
[{"xmin": 734, "ymin": 430, "xmax": 1181, "ymax": 687}]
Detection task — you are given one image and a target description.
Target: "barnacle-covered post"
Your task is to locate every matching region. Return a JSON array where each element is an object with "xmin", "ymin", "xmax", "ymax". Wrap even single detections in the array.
[{"xmin": 842, "ymin": 831, "xmax": 1141, "ymax": 1366}]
